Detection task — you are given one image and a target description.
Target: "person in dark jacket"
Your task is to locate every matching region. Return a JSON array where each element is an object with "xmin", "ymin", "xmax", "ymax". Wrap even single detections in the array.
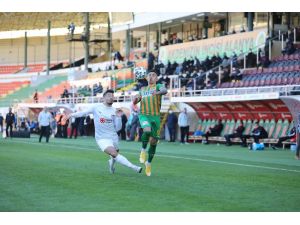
[
  {"xmin": 224, "ymin": 121, "xmax": 245, "ymax": 146},
  {"xmin": 0, "ymin": 113, "xmax": 3, "ymax": 133},
  {"xmin": 241, "ymin": 122, "xmax": 268, "ymax": 147},
  {"xmin": 5, "ymin": 107, "xmax": 15, "ymax": 138},
  {"xmin": 117, "ymin": 109, "xmax": 128, "ymax": 140},
  {"xmin": 167, "ymin": 110, "xmax": 178, "ymax": 142},
  {"xmin": 204, "ymin": 119, "xmax": 223, "ymax": 144},
  {"xmin": 272, "ymin": 125, "xmax": 296, "ymax": 149}
]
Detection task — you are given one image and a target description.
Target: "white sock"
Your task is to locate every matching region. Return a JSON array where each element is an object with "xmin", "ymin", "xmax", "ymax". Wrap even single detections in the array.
[
  {"xmin": 115, "ymin": 154, "xmax": 139, "ymax": 171},
  {"xmin": 141, "ymin": 148, "xmax": 146, "ymax": 152}
]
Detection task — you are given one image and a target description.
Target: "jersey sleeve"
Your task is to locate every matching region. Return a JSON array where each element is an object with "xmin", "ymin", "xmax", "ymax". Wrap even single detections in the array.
[
  {"xmin": 71, "ymin": 105, "xmax": 95, "ymax": 118},
  {"xmin": 156, "ymin": 83, "xmax": 164, "ymax": 91}
]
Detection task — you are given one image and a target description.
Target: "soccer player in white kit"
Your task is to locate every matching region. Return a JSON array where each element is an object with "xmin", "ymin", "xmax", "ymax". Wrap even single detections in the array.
[{"xmin": 65, "ymin": 89, "xmax": 142, "ymax": 174}]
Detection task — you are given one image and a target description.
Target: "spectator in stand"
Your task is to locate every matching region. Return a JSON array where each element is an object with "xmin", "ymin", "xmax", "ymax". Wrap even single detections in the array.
[
  {"xmin": 162, "ymin": 38, "xmax": 169, "ymax": 46},
  {"xmin": 148, "ymin": 52, "xmax": 155, "ymax": 71},
  {"xmin": 282, "ymin": 38, "xmax": 296, "ymax": 55},
  {"xmin": 221, "ymin": 67, "xmax": 231, "ymax": 83},
  {"xmin": 246, "ymin": 48, "xmax": 257, "ymax": 68},
  {"xmin": 117, "ymin": 109, "xmax": 128, "ymax": 141},
  {"xmin": 203, "ymin": 119, "xmax": 223, "ymax": 144},
  {"xmin": 271, "ymin": 125, "xmax": 296, "ymax": 150},
  {"xmin": 224, "ymin": 121, "xmax": 245, "ymax": 146},
  {"xmin": 157, "ymin": 74, "xmax": 170, "ymax": 88},
  {"xmin": 231, "ymin": 67, "xmax": 242, "ymax": 81},
  {"xmin": 167, "ymin": 110, "xmax": 178, "ymax": 142},
  {"xmin": 178, "ymin": 108, "xmax": 189, "ymax": 145},
  {"xmin": 33, "ymin": 89, "xmax": 38, "ymax": 103},
  {"xmin": 0, "ymin": 113, "xmax": 3, "ymax": 133},
  {"xmin": 241, "ymin": 122, "xmax": 268, "ymax": 147},
  {"xmin": 207, "ymin": 70, "xmax": 218, "ymax": 88},
  {"xmin": 5, "ymin": 107, "xmax": 15, "ymax": 138},
  {"xmin": 93, "ymin": 83, "xmax": 103, "ymax": 96},
  {"xmin": 179, "ymin": 73, "xmax": 189, "ymax": 89},
  {"xmin": 186, "ymin": 78, "xmax": 195, "ymax": 95},
  {"xmin": 114, "ymin": 51, "xmax": 124, "ymax": 62},
  {"xmin": 69, "ymin": 111, "xmax": 80, "ymax": 139},
  {"xmin": 62, "ymin": 86, "xmax": 69, "ymax": 98}
]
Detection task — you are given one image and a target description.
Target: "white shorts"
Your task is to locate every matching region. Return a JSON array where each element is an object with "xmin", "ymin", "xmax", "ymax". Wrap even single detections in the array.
[{"xmin": 96, "ymin": 138, "xmax": 119, "ymax": 152}]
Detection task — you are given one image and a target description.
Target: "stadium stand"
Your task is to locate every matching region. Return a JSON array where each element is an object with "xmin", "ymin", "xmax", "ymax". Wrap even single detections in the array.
[{"xmin": 0, "ymin": 81, "xmax": 30, "ymax": 97}]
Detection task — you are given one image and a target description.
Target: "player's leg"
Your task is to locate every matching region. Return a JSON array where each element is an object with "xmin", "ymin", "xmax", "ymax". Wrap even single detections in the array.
[
  {"xmin": 45, "ymin": 125, "xmax": 50, "ymax": 143},
  {"xmin": 97, "ymin": 139, "xmax": 142, "ymax": 173},
  {"xmin": 145, "ymin": 116, "xmax": 160, "ymax": 176},
  {"xmin": 39, "ymin": 126, "xmax": 45, "ymax": 142},
  {"xmin": 139, "ymin": 115, "xmax": 151, "ymax": 163}
]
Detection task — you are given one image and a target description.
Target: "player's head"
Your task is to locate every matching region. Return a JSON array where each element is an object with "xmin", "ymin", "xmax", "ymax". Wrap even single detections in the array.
[
  {"xmin": 9, "ymin": 107, "xmax": 12, "ymax": 112},
  {"xmin": 147, "ymin": 71, "xmax": 158, "ymax": 85},
  {"xmin": 43, "ymin": 106, "xmax": 48, "ymax": 112},
  {"xmin": 103, "ymin": 89, "xmax": 114, "ymax": 106}
]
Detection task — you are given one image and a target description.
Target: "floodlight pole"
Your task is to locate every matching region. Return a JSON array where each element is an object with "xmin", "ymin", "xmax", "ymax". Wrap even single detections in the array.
[
  {"xmin": 84, "ymin": 12, "xmax": 90, "ymax": 72},
  {"xmin": 47, "ymin": 20, "xmax": 51, "ymax": 76},
  {"xmin": 108, "ymin": 14, "xmax": 112, "ymax": 64},
  {"xmin": 24, "ymin": 31, "xmax": 28, "ymax": 69}
]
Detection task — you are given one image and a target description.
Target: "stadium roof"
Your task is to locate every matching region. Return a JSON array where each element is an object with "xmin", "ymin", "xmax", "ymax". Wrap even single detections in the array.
[{"xmin": 0, "ymin": 12, "xmax": 133, "ymax": 32}]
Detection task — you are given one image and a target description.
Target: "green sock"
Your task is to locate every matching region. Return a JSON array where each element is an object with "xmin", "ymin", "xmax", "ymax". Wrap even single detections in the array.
[
  {"xmin": 141, "ymin": 132, "xmax": 151, "ymax": 149},
  {"xmin": 147, "ymin": 144, "xmax": 157, "ymax": 163}
]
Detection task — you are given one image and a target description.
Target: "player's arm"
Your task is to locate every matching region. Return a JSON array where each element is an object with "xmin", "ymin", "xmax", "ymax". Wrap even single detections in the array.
[
  {"xmin": 113, "ymin": 109, "xmax": 122, "ymax": 131},
  {"xmin": 153, "ymin": 84, "xmax": 167, "ymax": 96},
  {"xmin": 133, "ymin": 94, "xmax": 142, "ymax": 105},
  {"xmin": 66, "ymin": 106, "xmax": 94, "ymax": 120}
]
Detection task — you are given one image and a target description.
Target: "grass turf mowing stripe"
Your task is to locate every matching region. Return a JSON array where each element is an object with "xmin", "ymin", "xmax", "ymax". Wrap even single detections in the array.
[{"xmin": 5, "ymin": 138, "xmax": 300, "ymax": 174}]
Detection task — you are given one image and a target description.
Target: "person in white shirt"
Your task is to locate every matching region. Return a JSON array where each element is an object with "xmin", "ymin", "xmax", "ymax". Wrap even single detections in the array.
[
  {"xmin": 65, "ymin": 89, "xmax": 142, "ymax": 174},
  {"xmin": 38, "ymin": 106, "xmax": 52, "ymax": 143},
  {"xmin": 178, "ymin": 108, "xmax": 189, "ymax": 144}
]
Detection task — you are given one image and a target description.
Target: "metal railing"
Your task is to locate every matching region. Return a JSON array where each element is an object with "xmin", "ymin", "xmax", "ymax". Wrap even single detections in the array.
[
  {"xmin": 18, "ymin": 84, "xmax": 299, "ymax": 106},
  {"xmin": 169, "ymin": 84, "xmax": 300, "ymax": 98}
]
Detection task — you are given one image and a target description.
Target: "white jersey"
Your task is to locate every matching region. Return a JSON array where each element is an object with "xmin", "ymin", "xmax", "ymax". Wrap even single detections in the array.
[{"xmin": 71, "ymin": 103, "xmax": 122, "ymax": 140}]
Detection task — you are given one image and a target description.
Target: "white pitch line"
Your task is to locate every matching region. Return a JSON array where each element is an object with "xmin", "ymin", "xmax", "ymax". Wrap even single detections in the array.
[{"xmin": 4, "ymin": 139, "xmax": 300, "ymax": 173}]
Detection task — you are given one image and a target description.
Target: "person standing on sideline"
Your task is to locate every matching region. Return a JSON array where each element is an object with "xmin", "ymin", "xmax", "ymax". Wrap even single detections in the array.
[
  {"xmin": 167, "ymin": 110, "xmax": 178, "ymax": 142},
  {"xmin": 5, "ymin": 107, "xmax": 15, "ymax": 138},
  {"xmin": 133, "ymin": 71, "xmax": 167, "ymax": 176},
  {"xmin": 69, "ymin": 111, "xmax": 80, "ymax": 139},
  {"xmin": 178, "ymin": 108, "xmax": 189, "ymax": 145},
  {"xmin": 117, "ymin": 109, "xmax": 128, "ymax": 140},
  {"xmin": 0, "ymin": 113, "xmax": 3, "ymax": 133},
  {"xmin": 38, "ymin": 107, "xmax": 52, "ymax": 143},
  {"xmin": 65, "ymin": 89, "xmax": 142, "ymax": 174}
]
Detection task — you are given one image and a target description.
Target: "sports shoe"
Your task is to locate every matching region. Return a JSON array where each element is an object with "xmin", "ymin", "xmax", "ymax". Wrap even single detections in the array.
[
  {"xmin": 271, "ymin": 145, "xmax": 278, "ymax": 150},
  {"xmin": 139, "ymin": 150, "xmax": 146, "ymax": 163},
  {"xmin": 145, "ymin": 162, "xmax": 151, "ymax": 176},
  {"xmin": 136, "ymin": 166, "xmax": 143, "ymax": 173},
  {"xmin": 108, "ymin": 158, "xmax": 115, "ymax": 174}
]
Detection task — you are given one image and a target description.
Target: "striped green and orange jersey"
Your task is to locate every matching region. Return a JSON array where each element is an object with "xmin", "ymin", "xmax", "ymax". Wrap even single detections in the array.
[{"xmin": 139, "ymin": 83, "xmax": 164, "ymax": 116}]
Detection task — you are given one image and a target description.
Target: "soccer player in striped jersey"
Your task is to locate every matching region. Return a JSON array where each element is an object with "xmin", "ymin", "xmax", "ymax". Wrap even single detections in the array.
[{"xmin": 133, "ymin": 71, "xmax": 167, "ymax": 176}]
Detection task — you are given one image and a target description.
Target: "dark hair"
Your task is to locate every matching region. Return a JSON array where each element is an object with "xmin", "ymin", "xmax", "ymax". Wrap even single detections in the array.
[{"xmin": 103, "ymin": 89, "xmax": 114, "ymax": 96}]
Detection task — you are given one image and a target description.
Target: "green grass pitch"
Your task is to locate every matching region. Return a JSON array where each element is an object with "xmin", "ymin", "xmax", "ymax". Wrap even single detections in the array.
[{"xmin": 0, "ymin": 136, "xmax": 300, "ymax": 212}]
